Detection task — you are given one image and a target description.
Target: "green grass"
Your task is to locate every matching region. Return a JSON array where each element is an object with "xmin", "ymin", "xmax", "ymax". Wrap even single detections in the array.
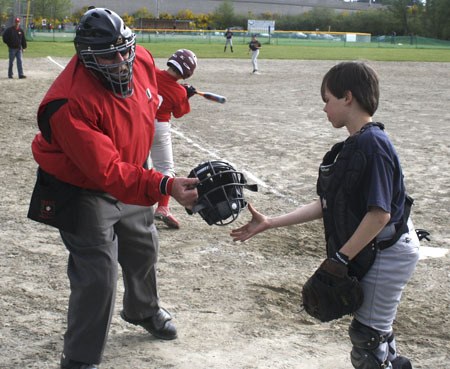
[{"xmin": 2, "ymin": 41, "xmax": 450, "ymax": 62}]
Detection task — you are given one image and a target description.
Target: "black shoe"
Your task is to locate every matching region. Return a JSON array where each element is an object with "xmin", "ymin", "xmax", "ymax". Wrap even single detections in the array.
[
  {"xmin": 121, "ymin": 308, "xmax": 178, "ymax": 340},
  {"xmin": 8, "ymin": 76, "xmax": 13, "ymax": 79},
  {"xmin": 60, "ymin": 353, "xmax": 98, "ymax": 369},
  {"xmin": 19, "ymin": 75, "xmax": 27, "ymax": 79},
  {"xmin": 392, "ymin": 356, "xmax": 412, "ymax": 369}
]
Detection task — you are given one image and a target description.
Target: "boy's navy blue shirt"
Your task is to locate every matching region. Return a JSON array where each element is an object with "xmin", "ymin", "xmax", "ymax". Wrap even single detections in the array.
[{"xmin": 358, "ymin": 124, "xmax": 405, "ymax": 224}]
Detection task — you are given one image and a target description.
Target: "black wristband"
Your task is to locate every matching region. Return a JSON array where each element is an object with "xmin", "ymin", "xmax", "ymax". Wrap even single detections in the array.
[
  {"xmin": 335, "ymin": 251, "xmax": 349, "ymax": 265},
  {"xmin": 160, "ymin": 176, "xmax": 170, "ymax": 195}
]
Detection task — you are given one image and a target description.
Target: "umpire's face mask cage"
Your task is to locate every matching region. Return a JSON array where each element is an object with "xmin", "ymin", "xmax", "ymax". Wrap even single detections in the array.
[
  {"xmin": 74, "ymin": 8, "xmax": 136, "ymax": 98},
  {"xmin": 187, "ymin": 160, "xmax": 258, "ymax": 226},
  {"xmin": 80, "ymin": 37, "xmax": 136, "ymax": 98}
]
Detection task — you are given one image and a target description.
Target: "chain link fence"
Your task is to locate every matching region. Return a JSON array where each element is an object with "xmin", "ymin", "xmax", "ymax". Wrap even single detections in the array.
[{"xmin": 25, "ymin": 29, "xmax": 450, "ymax": 49}]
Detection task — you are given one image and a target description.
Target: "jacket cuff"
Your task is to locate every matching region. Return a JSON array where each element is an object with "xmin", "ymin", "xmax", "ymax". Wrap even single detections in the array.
[{"xmin": 160, "ymin": 176, "xmax": 174, "ymax": 196}]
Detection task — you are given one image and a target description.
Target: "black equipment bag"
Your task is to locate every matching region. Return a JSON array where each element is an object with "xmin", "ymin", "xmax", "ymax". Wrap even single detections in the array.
[{"xmin": 28, "ymin": 168, "xmax": 80, "ymax": 233}]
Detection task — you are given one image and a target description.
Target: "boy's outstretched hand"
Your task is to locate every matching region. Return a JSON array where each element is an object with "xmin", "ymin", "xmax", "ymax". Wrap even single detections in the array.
[{"xmin": 230, "ymin": 203, "xmax": 270, "ymax": 242}]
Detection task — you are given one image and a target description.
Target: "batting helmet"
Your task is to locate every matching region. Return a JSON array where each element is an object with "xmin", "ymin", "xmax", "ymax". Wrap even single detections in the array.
[
  {"xmin": 74, "ymin": 7, "xmax": 136, "ymax": 98},
  {"xmin": 167, "ymin": 49, "xmax": 197, "ymax": 79},
  {"xmin": 186, "ymin": 160, "xmax": 258, "ymax": 226}
]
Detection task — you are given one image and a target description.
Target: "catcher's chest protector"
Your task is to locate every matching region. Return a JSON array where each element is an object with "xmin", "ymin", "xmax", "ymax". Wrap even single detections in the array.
[{"xmin": 317, "ymin": 123, "xmax": 385, "ymax": 280}]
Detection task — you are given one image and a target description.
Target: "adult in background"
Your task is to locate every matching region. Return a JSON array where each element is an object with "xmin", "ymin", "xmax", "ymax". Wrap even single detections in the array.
[
  {"xmin": 2, "ymin": 17, "xmax": 27, "ymax": 79},
  {"xmin": 224, "ymin": 28, "xmax": 233, "ymax": 52},
  {"xmin": 149, "ymin": 49, "xmax": 198, "ymax": 229},
  {"xmin": 248, "ymin": 34, "xmax": 261, "ymax": 74},
  {"xmin": 28, "ymin": 7, "xmax": 198, "ymax": 369}
]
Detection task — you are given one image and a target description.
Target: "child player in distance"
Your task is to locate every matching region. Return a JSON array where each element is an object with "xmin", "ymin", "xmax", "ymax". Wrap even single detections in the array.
[{"xmin": 150, "ymin": 49, "xmax": 198, "ymax": 229}]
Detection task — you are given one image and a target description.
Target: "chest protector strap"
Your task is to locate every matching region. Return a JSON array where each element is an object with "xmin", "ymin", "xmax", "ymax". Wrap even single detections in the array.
[{"xmin": 317, "ymin": 123, "xmax": 384, "ymax": 280}]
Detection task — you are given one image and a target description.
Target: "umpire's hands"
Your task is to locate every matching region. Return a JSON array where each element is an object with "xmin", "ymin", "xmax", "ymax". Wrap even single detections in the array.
[{"xmin": 171, "ymin": 177, "xmax": 199, "ymax": 209}]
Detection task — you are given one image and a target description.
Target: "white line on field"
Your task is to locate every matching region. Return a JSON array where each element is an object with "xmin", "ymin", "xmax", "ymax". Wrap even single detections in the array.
[
  {"xmin": 170, "ymin": 128, "xmax": 298, "ymax": 205},
  {"xmin": 47, "ymin": 56, "xmax": 66, "ymax": 70}
]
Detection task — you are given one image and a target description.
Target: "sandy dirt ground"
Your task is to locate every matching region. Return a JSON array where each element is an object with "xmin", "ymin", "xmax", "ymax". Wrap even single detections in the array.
[{"xmin": 0, "ymin": 55, "xmax": 449, "ymax": 369}]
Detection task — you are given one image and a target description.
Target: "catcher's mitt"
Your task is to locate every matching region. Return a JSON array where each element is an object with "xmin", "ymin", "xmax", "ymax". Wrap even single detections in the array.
[{"xmin": 301, "ymin": 258, "xmax": 364, "ymax": 322}]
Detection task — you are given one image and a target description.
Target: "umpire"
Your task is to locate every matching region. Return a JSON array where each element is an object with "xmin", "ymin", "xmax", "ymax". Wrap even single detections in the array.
[
  {"xmin": 28, "ymin": 8, "xmax": 198, "ymax": 369},
  {"xmin": 2, "ymin": 17, "xmax": 27, "ymax": 79}
]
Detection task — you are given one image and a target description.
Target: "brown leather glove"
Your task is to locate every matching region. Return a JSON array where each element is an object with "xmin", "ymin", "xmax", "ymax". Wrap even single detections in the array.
[{"xmin": 301, "ymin": 258, "xmax": 364, "ymax": 322}]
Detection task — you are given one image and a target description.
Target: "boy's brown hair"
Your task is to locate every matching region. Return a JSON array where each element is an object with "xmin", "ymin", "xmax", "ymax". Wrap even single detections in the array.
[{"xmin": 321, "ymin": 61, "xmax": 380, "ymax": 116}]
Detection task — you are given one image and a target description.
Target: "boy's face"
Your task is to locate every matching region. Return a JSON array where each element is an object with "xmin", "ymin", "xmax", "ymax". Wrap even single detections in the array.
[{"xmin": 322, "ymin": 88, "xmax": 348, "ymax": 129}]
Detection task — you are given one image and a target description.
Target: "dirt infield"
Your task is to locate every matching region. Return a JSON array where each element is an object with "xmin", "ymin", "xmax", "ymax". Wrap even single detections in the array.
[{"xmin": 0, "ymin": 56, "xmax": 449, "ymax": 369}]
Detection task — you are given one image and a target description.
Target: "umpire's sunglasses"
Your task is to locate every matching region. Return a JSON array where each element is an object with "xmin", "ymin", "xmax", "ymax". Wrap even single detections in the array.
[{"xmin": 98, "ymin": 47, "xmax": 131, "ymax": 61}]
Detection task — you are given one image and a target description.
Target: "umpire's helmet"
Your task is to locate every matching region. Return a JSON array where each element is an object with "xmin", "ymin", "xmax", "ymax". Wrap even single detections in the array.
[
  {"xmin": 186, "ymin": 160, "xmax": 258, "ymax": 226},
  {"xmin": 74, "ymin": 7, "xmax": 136, "ymax": 98}
]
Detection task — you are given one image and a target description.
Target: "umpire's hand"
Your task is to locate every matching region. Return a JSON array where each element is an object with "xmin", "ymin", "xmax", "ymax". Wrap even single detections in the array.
[{"xmin": 171, "ymin": 177, "xmax": 199, "ymax": 209}]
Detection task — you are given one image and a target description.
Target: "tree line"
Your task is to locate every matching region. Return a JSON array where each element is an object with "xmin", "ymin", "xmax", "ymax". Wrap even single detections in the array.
[
  {"xmin": 1, "ymin": 0, "xmax": 449, "ymax": 40},
  {"xmin": 210, "ymin": 0, "xmax": 449, "ymax": 40}
]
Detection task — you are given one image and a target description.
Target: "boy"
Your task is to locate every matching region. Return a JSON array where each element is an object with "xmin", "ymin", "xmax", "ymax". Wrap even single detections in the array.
[
  {"xmin": 150, "ymin": 49, "xmax": 197, "ymax": 229},
  {"xmin": 230, "ymin": 61, "xmax": 419, "ymax": 369},
  {"xmin": 248, "ymin": 34, "xmax": 261, "ymax": 74},
  {"xmin": 224, "ymin": 28, "xmax": 233, "ymax": 52}
]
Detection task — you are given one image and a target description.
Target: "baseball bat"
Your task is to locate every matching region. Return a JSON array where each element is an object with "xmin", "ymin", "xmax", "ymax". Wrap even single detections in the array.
[{"xmin": 195, "ymin": 91, "xmax": 227, "ymax": 104}]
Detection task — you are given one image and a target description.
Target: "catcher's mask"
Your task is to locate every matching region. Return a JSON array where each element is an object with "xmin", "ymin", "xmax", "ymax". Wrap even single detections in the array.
[
  {"xmin": 187, "ymin": 160, "xmax": 258, "ymax": 226},
  {"xmin": 74, "ymin": 7, "xmax": 136, "ymax": 98}
]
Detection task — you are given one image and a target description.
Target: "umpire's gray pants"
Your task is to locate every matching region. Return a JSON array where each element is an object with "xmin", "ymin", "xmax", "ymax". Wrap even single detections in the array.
[{"xmin": 60, "ymin": 191, "xmax": 160, "ymax": 364}]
